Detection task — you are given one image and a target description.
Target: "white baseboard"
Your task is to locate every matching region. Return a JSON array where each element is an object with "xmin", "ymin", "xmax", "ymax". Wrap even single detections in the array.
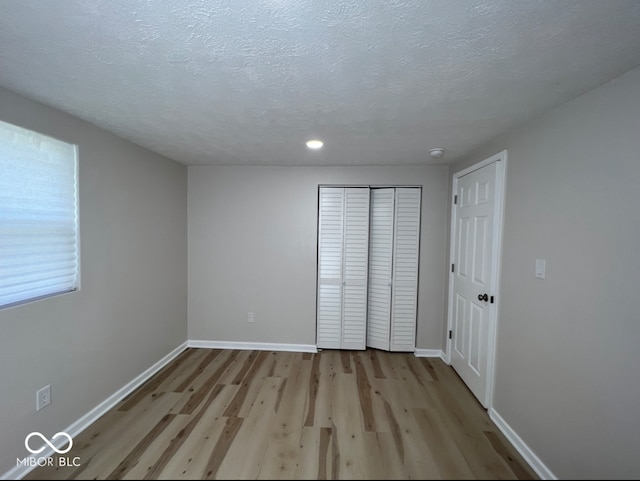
[
  {"xmin": 188, "ymin": 339, "xmax": 318, "ymax": 353},
  {"xmin": 489, "ymin": 408, "xmax": 556, "ymax": 480},
  {"xmin": 414, "ymin": 348, "xmax": 446, "ymax": 362},
  {"xmin": 2, "ymin": 341, "xmax": 188, "ymax": 481}
]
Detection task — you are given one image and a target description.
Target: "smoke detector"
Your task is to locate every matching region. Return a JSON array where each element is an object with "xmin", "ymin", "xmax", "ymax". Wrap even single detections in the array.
[{"xmin": 429, "ymin": 148, "xmax": 445, "ymax": 159}]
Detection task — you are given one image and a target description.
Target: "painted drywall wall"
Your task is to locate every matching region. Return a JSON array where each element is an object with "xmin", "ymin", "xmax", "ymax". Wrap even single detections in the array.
[
  {"xmin": 188, "ymin": 165, "xmax": 449, "ymax": 350},
  {"xmin": 451, "ymin": 65, "xmax": 640, "ymax": 479},
  {"xmin": 0, "ymin": 88, "xmax": 187, "ymax": 475}
]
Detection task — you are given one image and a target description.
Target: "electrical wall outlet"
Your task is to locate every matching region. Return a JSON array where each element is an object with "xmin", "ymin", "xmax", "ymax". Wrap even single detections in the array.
[
  {"xmin": 248, "ymin": 312, "xmax": 255, "ymax": 323},
  {"xmin": 36, "ymin": 385, "xmax": 51, "ymax": 411}
]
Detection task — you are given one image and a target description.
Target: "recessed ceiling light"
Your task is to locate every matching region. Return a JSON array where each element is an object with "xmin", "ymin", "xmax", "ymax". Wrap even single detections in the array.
[{"xmin": 306, "ymin": 139, "xmax": 324, "ymax": 150}]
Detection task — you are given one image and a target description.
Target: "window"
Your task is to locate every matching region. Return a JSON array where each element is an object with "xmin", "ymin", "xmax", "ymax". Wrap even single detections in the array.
[{"xmin": 0, "ymin": 120, "xmax": 79, "ymax": 308}]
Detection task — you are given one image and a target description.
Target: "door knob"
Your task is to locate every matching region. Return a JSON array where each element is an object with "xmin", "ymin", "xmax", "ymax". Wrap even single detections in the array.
[{"xmin": 478, "ymin": 293, "xmax": 489, "ymax": 302}]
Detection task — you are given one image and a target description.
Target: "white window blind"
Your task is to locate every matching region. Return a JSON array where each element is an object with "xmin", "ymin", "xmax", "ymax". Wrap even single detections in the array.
[{"xmin": 0, "ymin": 120, "xmax": 79, "ymax": 308}]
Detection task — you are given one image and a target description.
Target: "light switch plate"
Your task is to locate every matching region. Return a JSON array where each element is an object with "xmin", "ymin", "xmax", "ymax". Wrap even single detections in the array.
[{"xmin": 535, "ymin": 258, "xmax": 546, "ymax": 279}]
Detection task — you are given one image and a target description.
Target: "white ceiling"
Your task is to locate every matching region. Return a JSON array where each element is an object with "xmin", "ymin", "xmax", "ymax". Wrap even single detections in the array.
[{"xmin": 1, "ymin": 1, "xmax": 640, "ymax": 166}]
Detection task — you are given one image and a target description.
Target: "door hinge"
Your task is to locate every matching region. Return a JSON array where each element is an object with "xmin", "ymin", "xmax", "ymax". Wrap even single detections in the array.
[
  {"xmin": 454, "ymin": 195, "xmax": 457, "ymax": 205},
  {"xmin": 451, "ymin": 263, "xmax": 455, "ymax": 273},
  {"xmin": 490, "ymin": 295, "xmax": 494, "ymax": 304},
  {"xmin": 448, "ymin": 330, "xmax": 452, "ymax": 339}
]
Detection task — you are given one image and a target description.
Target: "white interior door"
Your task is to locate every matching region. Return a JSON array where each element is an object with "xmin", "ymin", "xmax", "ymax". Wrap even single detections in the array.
[
  {"xmin": 317, "ymin": 187, "xmax": 369, "ymax": 350},
  {"xmin": 367, "ymin": 187, "xmax": 421, "ymax": 352},
  {"xmin": 390, "ymin": 188, "xmax": 421, "ymax": 351},
  {"xmin": 367, "ymin": 188, "xmax": 395, "ymax": 350},
  {"xmin": 449, "ymin": 158, "xmax": 503, "ymax": 407}
]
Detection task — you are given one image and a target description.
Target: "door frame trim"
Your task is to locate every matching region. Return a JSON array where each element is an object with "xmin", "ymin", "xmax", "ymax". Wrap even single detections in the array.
[{"xmin": 446, "ymin": 149, "xmax": 507, "ymax": 409}]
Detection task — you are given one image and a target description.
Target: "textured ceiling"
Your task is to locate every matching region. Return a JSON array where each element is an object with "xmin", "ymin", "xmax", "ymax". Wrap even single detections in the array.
[{"xmin": 1, "ymin": 1, "xmax": 640, "ymax": 166}]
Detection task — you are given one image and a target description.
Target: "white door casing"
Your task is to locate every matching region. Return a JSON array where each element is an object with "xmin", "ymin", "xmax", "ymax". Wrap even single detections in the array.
[{"xmin": 448, "ymin": 151, "xmax": 506, "ymax": 408}]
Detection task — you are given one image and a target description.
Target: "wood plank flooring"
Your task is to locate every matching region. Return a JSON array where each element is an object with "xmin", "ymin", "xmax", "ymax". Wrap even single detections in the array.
[{"xmin": 24, "ymin": 348, "xmax": 538, "ymax": 480}]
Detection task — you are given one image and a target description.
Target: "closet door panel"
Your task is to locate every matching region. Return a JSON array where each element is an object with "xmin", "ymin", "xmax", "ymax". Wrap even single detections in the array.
[
  {"xmin": 341, "ymin": 188, "xmax": 370, "ymax": 350},
  {"xmin": 318, "ymin": 186, "xmax": 419, "ymax": 352},
  {"xmin": 317, "ymin": 188, "xmax": 344, "ymax": 349},
  {"xmin": 390, "ymin": 188, "xmax": 421, "ymax": 351},
  {"xmin": 367, "ymin": 188, "xmax": 394, "ymax": 351}
]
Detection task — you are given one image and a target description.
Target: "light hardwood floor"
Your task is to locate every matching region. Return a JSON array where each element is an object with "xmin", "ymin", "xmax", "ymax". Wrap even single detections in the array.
[{"xmin": 25, "ymin": 348, "xmax": 538, "ymax": 480}]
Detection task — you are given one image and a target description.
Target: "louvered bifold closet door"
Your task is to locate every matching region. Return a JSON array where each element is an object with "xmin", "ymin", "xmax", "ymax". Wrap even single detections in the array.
[
  {"xmin": 366, "ymin": 188, "xmax": 394, "ymax": 351},
  {"xmin": 341, "ymin": 188, "xmax": 370, "ymax": 350},
  {"xmin": 317, "ymin": 188, "xmax": 344, "ymax": 349},
  {"xmin": 390, "ymin": 188, "xmax": 421, "ymax": 351}
]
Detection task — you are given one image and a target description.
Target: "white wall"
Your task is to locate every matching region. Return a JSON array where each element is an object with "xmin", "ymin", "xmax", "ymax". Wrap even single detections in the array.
[
  {"xmin": 452, "ymin": 65, "xmax": 640, "ymax": 479},
  {"xmin": 188, "ymin": 165, "xmax": 449, "ymax": 350},
  {"xmin": 0, "ymin": 88, "xmax": 188, "ymax": 475}
]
